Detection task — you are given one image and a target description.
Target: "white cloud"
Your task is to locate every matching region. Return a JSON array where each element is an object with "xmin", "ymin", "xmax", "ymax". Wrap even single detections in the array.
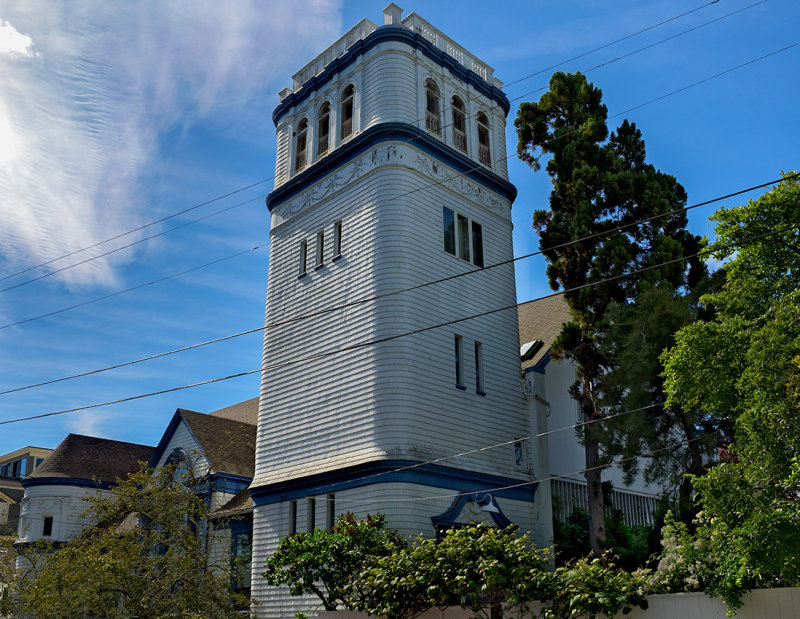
[
  {"xmin": 0, "ymin": 19, "xmax": 36, "ymax": 58},
  {"xmin": 64, "ymin": 409, "xmax": 106, "ymax": 438},
  {"xmin": 0, "ymin": 1, "xmax": 342, "ymax": 287}
]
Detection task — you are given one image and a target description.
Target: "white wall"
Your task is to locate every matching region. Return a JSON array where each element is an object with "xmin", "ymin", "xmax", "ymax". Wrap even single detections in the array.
[{"xmin": 17, "ymin": 484, "xmax": 107, "ymax": 543}]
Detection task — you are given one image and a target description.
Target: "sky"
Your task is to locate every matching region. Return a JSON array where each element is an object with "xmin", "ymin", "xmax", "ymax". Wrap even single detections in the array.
[{"xmin": 0, "ymin": 0, "xmax": 797, "ymax": 456}]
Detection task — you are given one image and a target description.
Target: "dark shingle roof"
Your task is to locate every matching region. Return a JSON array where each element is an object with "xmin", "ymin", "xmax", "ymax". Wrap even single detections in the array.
[
  {"xmin": 209, "ymin": 488, "xmax": 253, "ymax": 520},
  {"xmin": 209, "ymin": 397, "xmax": 259, "ymax": 425},
  {"xmin": 518, "ymin": 293, "xmax": 573, "ymax": 371},
  {"xmin": 27, "ymin": 434, "xmax": 154, "ymax": 483},
  {"xmin": 0, "ymin": 486, "xmax": 24, "ymax": 503},
  {"xmin": 178, "ymin": 410, "xmax": 256, "ymax": 478}
]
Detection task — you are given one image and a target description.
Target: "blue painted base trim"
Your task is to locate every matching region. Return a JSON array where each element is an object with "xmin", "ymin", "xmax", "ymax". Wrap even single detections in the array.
[
  {"xmin": 267, "ymin": 122, "xmax": 517, "ymax": 211},
  {"xmin": 250, "ymin": 460, "xmax": 537, "ymax": 506},
  {"xmin": 22, "ymin": 477, "xmax": 114, "ymax": 490}
]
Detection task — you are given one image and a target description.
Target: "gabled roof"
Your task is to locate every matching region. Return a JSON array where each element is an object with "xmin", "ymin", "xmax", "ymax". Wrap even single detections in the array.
[
  {"xmin": 0, "ymin": 487, "xmax": 23, "ymax": 504},
  {"xmin": 209, "ymin": 487, "xmax": 253, "ymax": 520},
  {"xmin": 179, "ymin": 410, "xmax": 256, "ymax": 478},
  {"xmin": 151, "ymin": 409, "xmax": 256, "ymax": 479},
  {"xmin": 209, "ymin": 397, "xmax": 259, "ymax": 425},
  {"xmin": 26, "ymin": 434, "xmax": 153, "ymax": 484},
  {"xmin": 517, "ymin": 293, "xmax": 573, "ymax": 371}
]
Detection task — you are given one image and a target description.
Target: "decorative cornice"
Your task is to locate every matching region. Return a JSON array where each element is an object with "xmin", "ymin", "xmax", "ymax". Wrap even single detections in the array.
[
  {"xmin": 267, "ymin": 122, "xmax": 516, "ymax": 219},
  {"xmin": 273, "ymin": 25, "xmax": 509, "ymax": 126},
  {"xmin": 249, "ymin": 459, "xmax": 537, "ymax": 506}
]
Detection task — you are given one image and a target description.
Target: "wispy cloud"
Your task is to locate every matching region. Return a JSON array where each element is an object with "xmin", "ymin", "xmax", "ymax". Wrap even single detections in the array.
[{"xmin": 0, "ymin": 1, "xmax": 341, "ymax": 288}]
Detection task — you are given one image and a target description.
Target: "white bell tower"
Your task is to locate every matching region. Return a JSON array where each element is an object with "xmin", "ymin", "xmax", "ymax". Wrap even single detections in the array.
[{"xmin": 250, "ymin": 5, "xmax": 541, "ymax": 615}]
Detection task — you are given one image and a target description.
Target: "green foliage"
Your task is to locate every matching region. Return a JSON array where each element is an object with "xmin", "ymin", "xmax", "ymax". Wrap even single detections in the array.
[
  {"xmin": 4, "ymin": 463, "xmax": 248, "ymax": 618},
  {"xmin": 659, "ymin": 173, "xmax": 800, "ymax": 613},
  {"xmin": 264, "ymin": 516, "xmax": 650, "ymax": 618},
  {"xmin": 263, "ymin": 512, "xmax": 405, "ymax": 611},
  {"xmin": 515, "ymin": 70, "xmax": 703, "ymax": 554}
]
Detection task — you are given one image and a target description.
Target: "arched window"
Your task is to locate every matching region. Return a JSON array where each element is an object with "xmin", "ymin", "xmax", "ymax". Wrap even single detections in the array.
[
  {"xmin": 425, "ymin": 79, "xmax": 441, "ymax": 136},
  {"xmin": 452, "ymin": 96, "xmax": 467, "ymax": 152},
  {"xmin": 317, "ymin": 102, "xmax": 330, "ymax": 156},
  {"xmin": 340, "ymin": 85, "xmax": 354, "ymax": 140},
  {"xmin": 477, "ymin": 112, "xmax": 491, "ymax": 166},
  {"xmin": 295, "ymin": 118, "xmax": 308, "ymax": 172}
]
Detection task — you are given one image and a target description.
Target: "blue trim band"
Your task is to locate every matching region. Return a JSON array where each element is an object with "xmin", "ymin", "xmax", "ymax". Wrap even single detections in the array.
[
  {"xmin": 267, "ymin": 122, "xmax": 517, "ymax": 211},
  {"xmin": 22, "ymin": 477, "xmax": 115, "ymax": 490},
  {"xmin": 249, "ymin": 460, "xmax": 537, "ymax": 506},
  {"xmin": 273, "ymin": 25, "xmax": 509, "ymax": 126}
]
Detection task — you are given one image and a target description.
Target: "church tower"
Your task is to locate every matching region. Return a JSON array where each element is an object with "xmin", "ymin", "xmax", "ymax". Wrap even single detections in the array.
[{"xmin": 251, "ymin": 5, "xmax": 540, "ymax": 614}]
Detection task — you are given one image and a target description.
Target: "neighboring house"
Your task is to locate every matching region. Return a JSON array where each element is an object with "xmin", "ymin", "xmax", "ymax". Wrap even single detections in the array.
[
  {"xmin": 148, "ymin": 404, "xmax": 257, "ymax": 596},
  {"xmin": 519, "ymin": 293, "xmax": 663, "ymax": 528},
  {"xmin": 0, "ymin": 447, "xmax": 52, "ymax": 538},
  {"xmin": 251, "ymin": 5, "xmax": 537, "ymax": 616},
  {"xmin": 17, "ymin": 435, "xmax": 153, "ymax": 546}
]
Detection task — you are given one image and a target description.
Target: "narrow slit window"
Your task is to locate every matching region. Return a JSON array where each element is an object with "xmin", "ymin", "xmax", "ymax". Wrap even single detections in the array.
[
  {"xmin": 457, "ymin": 214, "xmax": 470, "ymax": 261},
  {"xmin": 298, "ymin": 240, "xmax": 308, "ymax": 275},
  {"xmin": 333, "ymin": 221, "xmax": 342, "ymax": 257},
  {"xmin": 295, "ymin": 118, "xmax": 308, "ymax": 172},
  {"xmin": 454, "ymin": 334, "xmax": 464, "ymax": 387},
  {"xmin": 452, "ymin": 96, "xmax": 467, "ymax": 152},
  {"xmin": 43, "ymin": 516, "xmax": 53, "ymax": 537},
  {"xmin": 341, "ymin": 85, "xmax": 355, "ymax": 139},
  {"xmin": 477, "ymin": 112, "xmax": 491, "ymax": 166},
  {"xmin": 315, "ymin": 231, "xmax": 324, "ymax": 267},
  {"xmin": 289, "ymin": 500, "xmax": 297, "ymax": 535},
  {"xmin": 425, "ymin": 79, "xmax": 441, "ymax": 136},
  {"xmin": 326, "ymin": 494, "xmax": 335, "ymax": 529},
  {"xmin": 307, "ymin": 497, "xmax": 316, "ymax": 532},
  {"xmin": 475, "ymin": 341, "xmax": 484, "ymax": 393},
  {"xmin": 317, "ymin": 102, "xmax": 330, "ymax": 156},
  {"xmin": 471, "ymin": 221, "xmax": 483, "ymax": 267},
  {"xmin": 443, "ymin": 207, "xmax": 455, "ymax": 255}
]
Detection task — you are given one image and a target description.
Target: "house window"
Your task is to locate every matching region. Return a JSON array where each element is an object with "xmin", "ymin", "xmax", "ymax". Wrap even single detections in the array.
[
  {"xmin": 452, "ymin": 96, "xmax": 467, "ymax": 152},
  {"xmin": 474, "ymin": 341, "xmax": 484, "ymax": 394},
  {"xmin": 443, "ymin": 207, "xmax": 456, "ymax": 255},
  {"xmin": 42, "ymin": 516, "xmax": 53, "ymax": 537},
  {"xmin": 326, "ymin": 494, "xmax": 335, "ymax": 529},
  {"xmin": 231, "ymin": 526, "xmax": 252, "ymax": 594},
  {"xmin": 514, "ymin": 440, "xmax": 527, "ymax": 467},
  {"xmin": 295, "ymin": 118, "xmax": 309, "ymax": 172},
  {"xmin": 298, "ymin": 240, "xmax": 308, "ymax": 276},
  {"xmin": 317, "ymin": 102, "xmax": 330, "ymax": 156},
  {"xmin": 333, "ymin": 220, "xmax": 343, "ymax": 258},
  {"xmin": 289, "ymin": 500, "xmax": 297, "ymax": 535},
  {"xmin": 442, "ymin": 208, "xmax": 483, "ymax": 266},
  {"xmin": 341, "ymin": 85, "xmax": 355, "ymax": 140},
  {"xmin": 471, "ymin": 221, "xmax": 484, "ymax": 267},
  {"xmin": 454, "ymin": 334, "xmax": 464, "ymax": 388},
  {"xmin": 315, "ymin": 231, "xmax": 325, "ymax": 268},
  {"xmin": 425, "ymin": 79, "xmax": 441, "ymax": 136},
  {"xmin": 307, "ymin": 497, "xmax": 316, "ymax": 532},
  {"xmin": 477, "ymin": 112, "xmax": 491, "ymax": 166}
]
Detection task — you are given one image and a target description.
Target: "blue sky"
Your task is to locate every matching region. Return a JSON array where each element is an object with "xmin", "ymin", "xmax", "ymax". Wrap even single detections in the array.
[{"xmin": 0, "ymin": 0, "xmax": 797, "ymax": 455}]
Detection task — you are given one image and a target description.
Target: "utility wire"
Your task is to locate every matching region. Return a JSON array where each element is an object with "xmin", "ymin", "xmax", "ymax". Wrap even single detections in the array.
[
  {"xmin": 2, "ymin": 173, "xmax": 794, "ymax": 397},
  {"xmin": 1, "ymin": 220, "xmax": 795, "ymax": 425}
]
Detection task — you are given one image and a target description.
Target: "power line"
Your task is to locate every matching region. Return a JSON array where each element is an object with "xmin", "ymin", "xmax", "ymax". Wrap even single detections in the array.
[
  {"xmin": 0, "ymin": 1, "xmax": 754, "ymax": 290},
  {"xmin": 1, "ymin": 219, "xmax": 794, "ymax": 425},
  {"xmin": 0, "ymin": 244, "xmax": 268, "ymax": 331},
  {"xmin": 0, "ymin": 178, "xmax": 273, "ymax": 284},
  {"xmin": 2, "ymin": 173, "xmax": 793, "ymax": 398}
]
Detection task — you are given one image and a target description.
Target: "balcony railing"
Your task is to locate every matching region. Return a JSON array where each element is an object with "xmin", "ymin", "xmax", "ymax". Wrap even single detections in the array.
[
  {"xmin": 454, "ymin": 131, "xmax": 467, "ymax": 152},
  {"xmin": 295, "ymin": 152, "xmax": 307, "ymax": 173},
  {"xmin": 317, "ymin": 135, "xmax": 329, "ymax": 156},
  {"xmin": 426, "ymin": 114, "xmax": 441, "ymax": 136},
  {"xmin": 341, "ymin": 118, "xmax": 353, "ymax": 140},
  {"xmin": 479, "ymin": 144, "xmax": 491, "ymax": 166}
]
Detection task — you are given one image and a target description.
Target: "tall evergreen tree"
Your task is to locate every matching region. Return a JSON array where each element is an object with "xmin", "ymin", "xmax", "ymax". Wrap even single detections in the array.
[{"xmin": 515, "ymin": 71, "xmax": 703, "ymax": 555}]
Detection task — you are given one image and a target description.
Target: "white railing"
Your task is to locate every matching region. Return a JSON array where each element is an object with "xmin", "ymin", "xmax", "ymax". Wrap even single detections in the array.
[
  {"xmin": 479, "ymin": 144, "xmax": 491, "ymax": 166},
  {"xmin": 551, "ymin": 478, "xmax": 659, "ymax": 527},
  {"xmin": 340, "ymin": 118, "xmax": 353, "ymax": 140},
  {"xmin": 454, "ymin": 131, "xmax": 467, "ymax": 152},
  {"xmin": 426, "ymin": 114, "xmax": 441, "ymax": 136}
]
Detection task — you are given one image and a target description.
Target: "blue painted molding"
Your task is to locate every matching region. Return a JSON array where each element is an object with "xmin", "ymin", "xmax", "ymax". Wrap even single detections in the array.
[
  {"xmin": 524, "ymin": 349, "xmax": 552, "ymax": 375},
  {"xmin": 250, "ymin": 460, "xmax": 537, "ymax": 506},
  {"xmin": 273, "ymin": 25, "xmax": 510, "ymax": 127},
  {"xmin": 21, "ymin": 477, "xmax": 115, "ymax": 491},
  {"xmin": 267, "ymin": 122, "xmax": 517, "ymax": 211}
]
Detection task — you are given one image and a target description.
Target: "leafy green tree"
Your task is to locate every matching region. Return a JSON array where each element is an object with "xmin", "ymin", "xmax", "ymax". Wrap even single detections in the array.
[
  {"xmin": 658, "ymin": 173, "xmax": 800, "ymax": 613},
  {"xmin": 515, "ymin": 71, "xmax": 703, "ymax": 555},
  {"xmin": 263, "ymin": 512, "xmax": 405, "ymax": 612},
  {"xmin": 4, "ymin": 464, "xmax": 247, "ymax": 618}
]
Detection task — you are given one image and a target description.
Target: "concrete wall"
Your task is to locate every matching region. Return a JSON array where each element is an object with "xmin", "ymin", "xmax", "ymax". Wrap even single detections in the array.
[{"xmin": 317, "ymin": 587, "xmax": 800, "ymax": 618}]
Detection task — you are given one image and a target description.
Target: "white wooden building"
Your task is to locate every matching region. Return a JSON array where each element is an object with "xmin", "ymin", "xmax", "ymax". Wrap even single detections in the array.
[{"xmin": 250, "ymin": 5, "xmax": 545, "ymax": 616}]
